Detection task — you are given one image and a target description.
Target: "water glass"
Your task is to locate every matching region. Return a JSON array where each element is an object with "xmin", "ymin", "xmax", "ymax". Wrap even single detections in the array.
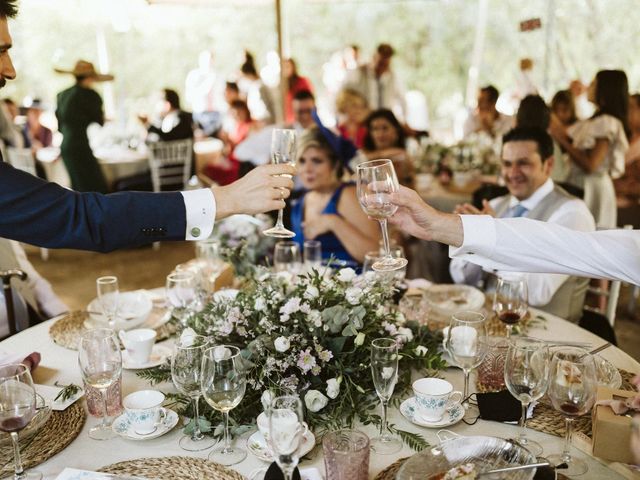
[
  {"xmin": 166, "ymin": 271, "xmax": 197, "ymax": 326},
  {"xmin": 370, "ymin": 338, "xmax": 402, "ymax": 454},
  {"xmin": 303, "ymin": 240, "xmax": 322, "ymax": 271},
  {"xmin": 476, "ymin": 336, "xmax": 509, "ymax": 391},
  {"xmin": 268, "ymin": 395, "xmax": 305, "ymax": 480},
  {"xmin": 96, "ymin": 276, "xmax": 119, "ymax": 329},
  {"xmin": 323, "ymin": 429, "xmax": 370, "ymax": 480},
  {"xmin": 196, "ymin": 238, "xmax": 225, "ymax": 292},
  {"xmin": 274, "ymin": 241, "xmax": 302, "ymax": 274}
]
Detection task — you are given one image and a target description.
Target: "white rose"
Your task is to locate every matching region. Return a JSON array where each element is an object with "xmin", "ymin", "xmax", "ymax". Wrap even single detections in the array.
[
  {"xmin": 304, "ymin": 286, "xmax": 319, "ymax": 300},
  {"xmin": 336, "ymin": 268, "xmax": 356, "ymax": 283},
  {"xmin": 345, "ymin": 287, "xmax": 363, "ymax": 305},
  {"xmin": 179, "ymin": 328, "xmax": 197, "ymax": 347},
  {"xmin": 274, "ymin": 336, "xmax": 291, "ymax": 353},
  {"xmin": 397, "ymin": 327, "xmax": 414, "ymax": 343},
  {"xmin": 354, "ymin": 332, "xmax": 365, "ymax": 346},
  {"xmin": 308, "ymin": 310, "xmax": 322, "ymax": 327},
  {"xmin": 254, "ymin": 297, "xmax": 266, "ymax": 311},
  {"xmin": 414, "ymin": 345, "xmax": 429, "ymax": 356},
  {"xmin": 326, "ymin": 378, "xmax": 341, "ymax": 399},
  {"xmin": 304, "ymin": 390, "xmax": 329, "ymax": 412},
  {"xmin": 261, "ymin": 390, "xmax": 274, "ymax": 410},
  {"xmin": 381, "ymin": 367, "xmax": 395, "ymax": 380}
]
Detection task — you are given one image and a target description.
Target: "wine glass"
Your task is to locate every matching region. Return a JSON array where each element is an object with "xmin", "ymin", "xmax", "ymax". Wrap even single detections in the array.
[
  {"xmin": 171, "ymin": 334, "xmax": 216, "ymax": 451},
  {"xmin": 263, "ymin": 129, "xmax": 297, "ymax": 238},
  {"xmin": 0, "ymin": 363, "xmax": 42, "ymax": 479},
  {"xmin": 166, "ymin": 271, "xmax": 197, "ymax": 327},
  {"xmin": 370, "ymin": 338, "xmax": 402, "ymax": 454},
  {"xmin": 201, "ymin": 345, "xmax": 247, "ymax": 465},
  {"xmin": 444, "ymin": 311, "xmax": 488, "ymax": 407},
  {"xmin": 196, "ymin": 238, "xmax": 225, "ymax": 293},
  {"xmin": 78, "ymin": 328, "xmax": 122, "ymax": 440},
  {"xmin": 96, "ymin": 276, "xmax": 119, "ymax": 329},
  {"xmin": 273, "ymin": 241, "xmax": 302, "ymax": 274},
  {"xmin": 494, "ymin": 275, "xmax": 528, "ymax": 338},
  {"xmin": 547, "ymin": 348, "xmax": 598, "ymax": 476},
  {"xmin": 268, "ymin": 395, "xmax": 305, "ymax": 480},
  {"xmin": 356, "ymin": 159, "xmax": 408, "ymax": 272},
  {"xmin": 303, "ymin": 240, "xmax": 322, "ymax": 272},
  {"xmin": 504, "ymin": 337, "xmax": 550, "ymax": 456}
]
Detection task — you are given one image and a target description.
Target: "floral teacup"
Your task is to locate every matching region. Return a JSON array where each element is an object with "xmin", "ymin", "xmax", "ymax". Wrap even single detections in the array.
[
  {"xmin": 412, "ymin": 378, "xmax": 462, "ymax": 422},
  {"xmin": 123, "ymin": 390, "xmax": 166, "ymax": 435}
]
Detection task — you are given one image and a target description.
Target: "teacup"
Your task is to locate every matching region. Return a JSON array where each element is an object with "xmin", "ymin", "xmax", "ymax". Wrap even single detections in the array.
[
  {"xmin": 119, "ymin": 328, "xmax": 156, "ymax": 364},
  {"xmin": 123, "ymin": 390, "xmax": 166, "ymax": 435},
  {"xmin": 256, "ymin": 411, "xmax": 309, "ymax": 445},
  {"xmin": 412, "ymin": 378, "xmax": 463, "ymax": 422}
]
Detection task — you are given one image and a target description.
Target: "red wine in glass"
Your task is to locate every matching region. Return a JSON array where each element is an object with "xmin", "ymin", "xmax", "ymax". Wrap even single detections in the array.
[
  {"xmin": 560, "ymin": 403, "xmax": 581, "ymax": 416},
  {"xmin": 499, "ymin": 311, "xmax": 522, "ymax": 325},
  {"xmin": 0, "ymin": 415, "xmax": 31, "ymax": 433}
]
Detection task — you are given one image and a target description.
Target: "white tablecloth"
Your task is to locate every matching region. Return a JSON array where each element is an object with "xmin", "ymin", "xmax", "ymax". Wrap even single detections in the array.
[{"xmin": 1, "ymin": 307, "xmax": 638, "ymax": 480}]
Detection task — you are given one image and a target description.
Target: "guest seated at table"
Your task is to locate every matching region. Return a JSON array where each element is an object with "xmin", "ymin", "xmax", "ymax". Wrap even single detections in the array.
[
  {"xmin": 291, "ymin": 127, "xmax": 380, "ymax": 268},
  {"xmin": 145, "ymin": 88, "xmax": 194, "ymax": 142},
  {"xmin": 284, "ymin": 58, "xmax": 313, "ymax": 124},
  {"xmin": 463, "ymin": 85, "xmax": 514, "ymax": 140},
  {"xmin": 336, "ymin": 88, "xmax": 369, "ymax": 149},
  {"xmin": 290, "ymin": 89, "xmax": 316, "ymax": 132},
  {"xmin": 1, "ymin": 97, "xmax": 25, "ymax": 147},
  {"xmin": 23, "ymin": 99, "xmax": 53, "ymax": 153},
  {"xmin": 362, "ymin": 108, "xmax": 413, "ymax": 186},
  {"xmin": 450, "ymin": 127, "xmax": 595, "ymax": 322}
]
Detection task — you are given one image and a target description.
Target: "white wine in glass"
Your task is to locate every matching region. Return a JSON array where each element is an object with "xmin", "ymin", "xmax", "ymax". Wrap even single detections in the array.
[
  {"xmin": 263, "ymin": 129, "xmax": 297, "ymax": 238},
  {"xmin": 356, "ymin": 159, "xmax": 408, "ymax": 272}
]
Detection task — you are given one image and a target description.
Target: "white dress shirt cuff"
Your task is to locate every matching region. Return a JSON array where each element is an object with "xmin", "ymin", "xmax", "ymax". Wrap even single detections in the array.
[
  {"xmin": 180, "ymin": 189, "xmax": 216, "ymax": 241},
  {"xmin": 449, "ymin": 215, "xmax": 497, "ymax": 259}
]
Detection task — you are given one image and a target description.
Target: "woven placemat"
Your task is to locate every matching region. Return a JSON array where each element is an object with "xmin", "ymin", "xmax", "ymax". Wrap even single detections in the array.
[
  {"xmin": 374, "ymin": 457, "xmax": 408, "ymax": 480},
  {"xmin": 99, "ymin": 456, "xmax": 244, "ymax": 480},
  {"xmin": 50, "ymin": 309, "xmax": 176, "ymax": 350},
  {"xmin": 0, "ymin": 401, "xmax": 86, "ymax": 476}
]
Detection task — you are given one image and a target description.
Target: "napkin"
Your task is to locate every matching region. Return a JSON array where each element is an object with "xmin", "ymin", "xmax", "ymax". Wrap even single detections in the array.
[
  {"xmin": 55, "ymin": 468, "xmax": 145, "ymax": 480},
  {"xmin": 0, "ymin": 351, "xmax": 41, "ymax": 371}
]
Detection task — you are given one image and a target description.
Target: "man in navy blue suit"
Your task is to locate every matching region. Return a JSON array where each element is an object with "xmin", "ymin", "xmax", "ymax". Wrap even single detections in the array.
[{"xmin": 0, "ymin": 0, "xmax": 294, "ymax": 252}]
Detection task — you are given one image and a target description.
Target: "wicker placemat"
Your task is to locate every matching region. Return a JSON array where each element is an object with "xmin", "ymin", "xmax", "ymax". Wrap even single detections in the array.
[
  {"xmin": 0, "ymin": 401, "xmax": 86, "ymax": 476},
  {"xmin": 374, "ymin": 457, "xmax": 408, "ymax": 480},
  {"xmin": 50, "ymin": 308, "xmax": 176, "ymax": 350},
  {"xmin": 99, "ymin": 456, "xmax": 244, "ymax": 480}
]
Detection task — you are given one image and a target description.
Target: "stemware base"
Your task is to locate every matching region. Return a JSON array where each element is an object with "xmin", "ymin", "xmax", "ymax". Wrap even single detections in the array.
[
  {"xmin": 372, "ymin": 257, "xmax": 408, "ymax": 272},
  {"xmin": 516, "ymin": 437, "xmax": 543, "ymax": 457},
  {"xmin": 14, "ymin": 471, "xmax": 42, "ymax": 480},
  {"xmin": 179, "ymin": 434, "xmax": 217, "ymax": 451},
  {"xmin": 547, "ymin": 453, "xmax": 587, "ymax": 476},
  {"xmin": 89, "ymin": 423, "xmax": 115, "ymax": 440},
  {"xmin": 208, "ymin": 446, "xmax": 247, "ymax": 466},
  {"xmin": 263, "ymin": 226, "xmax": 296, "ymax": 238},
  {"xmin": 370, "ymin": 435, "xmax": 402, "ymax": 455}
]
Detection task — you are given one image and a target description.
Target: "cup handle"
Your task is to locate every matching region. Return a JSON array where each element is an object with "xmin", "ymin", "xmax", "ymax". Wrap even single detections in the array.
[
  {"xmin": 447, "ymin": 391, "xmax": 463, "ymax": 407},
  {"xmin": 155, "ymin": 408, "xmax": 167, "ymax": 427},
  {"xmin": 300, "ymin": 421, "xmax": 309, "ymax": 437}
]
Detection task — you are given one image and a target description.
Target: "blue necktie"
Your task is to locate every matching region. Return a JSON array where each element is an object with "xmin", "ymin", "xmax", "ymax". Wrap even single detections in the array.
[{"xmin": 506, "ymin": 204, "xmax": 528, "ymax": 218}]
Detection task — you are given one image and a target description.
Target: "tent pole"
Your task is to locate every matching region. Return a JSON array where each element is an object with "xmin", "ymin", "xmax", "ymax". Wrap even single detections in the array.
[
  {"xmin": 465, "ymin": 0, "xmax": 488, "ymax": 109},
  {"xmin": 276, "ymin": 0, "xmax": 287, "ymax": 123}
]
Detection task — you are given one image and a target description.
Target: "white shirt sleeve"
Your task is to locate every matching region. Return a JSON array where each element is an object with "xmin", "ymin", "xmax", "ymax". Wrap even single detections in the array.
[
  {"xmin": 450, "ymin": 216, "xmax": 640, "ymax": 285},
  {"xmin": 180, "ymin": 189, "xmax": 216, "ymax": 241}
]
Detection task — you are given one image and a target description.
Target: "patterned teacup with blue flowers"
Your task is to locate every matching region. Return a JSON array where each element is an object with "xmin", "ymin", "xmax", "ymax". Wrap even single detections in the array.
[
  {"xmin": 123, "ymin": 390, "xmax": 167, "ymax": 435},
  {"xmin": 412, "ymin": 378, "xmax": 462, "ymax": 422}
]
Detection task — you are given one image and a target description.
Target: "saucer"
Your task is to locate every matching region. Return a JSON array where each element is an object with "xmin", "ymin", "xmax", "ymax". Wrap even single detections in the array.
[
  {"xmin": 112, "ymin": 408, "xmax": 179, "ymax": 440},
  {"xmin": 122, "ymin": 344, "xmax": 172, "ymax": 370},
  {"xmin": 400, "ymin": 397, "xmax": 465, "ymax": 428},
  {"xmin": 247, "ymin": 430, "xmax": 315, "ymax": 462}
]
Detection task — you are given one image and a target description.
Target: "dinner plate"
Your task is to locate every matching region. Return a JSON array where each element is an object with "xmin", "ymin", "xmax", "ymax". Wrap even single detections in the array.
[
  {"xmin": 85, "ymin": 290, "xmax": 153, "ymax": 330},
  {"xmin": 424, "ymin": 284, "xmax": 485, "ymax": 319},
  {"xmin": 400, "ymin": 397, "xmax": 465, "ymax": 428},
  {"xmin": 247, "ymin": 430, "xmax": 315, "ymax": 462}
]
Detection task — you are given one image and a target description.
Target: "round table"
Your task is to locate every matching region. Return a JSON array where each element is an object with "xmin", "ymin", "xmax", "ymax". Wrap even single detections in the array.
[{"xmin": 1, "ymin": 307, "xmax": 637, "ymax": 480}]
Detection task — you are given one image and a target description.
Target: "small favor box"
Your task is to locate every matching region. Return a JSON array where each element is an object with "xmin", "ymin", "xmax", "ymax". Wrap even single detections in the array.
[{"xmin": 591, "ymin": 386, "xmax": 636, "ymax": 464}]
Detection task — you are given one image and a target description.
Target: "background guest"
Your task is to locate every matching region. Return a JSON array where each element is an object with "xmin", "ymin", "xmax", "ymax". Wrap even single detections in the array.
[
  {"xmin": 145, "ymin": 88, "xmax": 194, "ymax": 142},
  {"xmin": 23, "ymin": 99, "xmax": 53, "ymax": 152},
  {"xmin": 239, "ymin": 51, "xmax": 276, "ymax": 124},
  {"xmin": 290, "ymin": 89, "xmax": 316, "ymax": 132},
  {"xmin": 336, "ymin": 88, "xmax": 369, "ymax": 148},
  {"xmin": 463, "ymin": 85, "xmax": 514, "ymax": 140},
  {"xmin": 284, "ymin": 58, "xmax": 313, "ymax": 124},
  {"xmin": 614, "ymin": 93, "xmax": 640, "ymax": 211},
  {"xmin": 551, "ymin": 89, "xmax": 578, "ymax": 127}
]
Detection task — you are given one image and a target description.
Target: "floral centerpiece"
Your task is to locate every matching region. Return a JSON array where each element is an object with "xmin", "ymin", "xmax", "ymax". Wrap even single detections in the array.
[
  {"xmin": 141, "ymin": 268, "xmax": 445, "ymax": 450},
  {"xmin": 413, "ymin": 134, "xmax": 500, "ymax": 176}
]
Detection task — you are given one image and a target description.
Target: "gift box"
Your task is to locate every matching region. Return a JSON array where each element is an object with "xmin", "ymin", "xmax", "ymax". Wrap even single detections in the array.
[{"xmin": 591, "ymin": 386, "xmax": 636, "ymax": 464}]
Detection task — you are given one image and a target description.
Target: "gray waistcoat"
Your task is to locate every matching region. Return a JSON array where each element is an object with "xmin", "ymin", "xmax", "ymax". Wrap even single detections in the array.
[{"xmin": 491, "ymin": 185, "xmax": 588, "ymax": 323}]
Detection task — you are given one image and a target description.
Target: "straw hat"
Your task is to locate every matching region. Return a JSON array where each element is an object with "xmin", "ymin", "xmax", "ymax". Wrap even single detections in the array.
[{"xmin": 54, "ymin": 60, "xmax": 114, "ymax": 81}]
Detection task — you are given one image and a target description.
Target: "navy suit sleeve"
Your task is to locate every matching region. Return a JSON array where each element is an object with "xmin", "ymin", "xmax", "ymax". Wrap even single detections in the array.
[{"xmin": 0, "ymin": 162, "xmax": 187, "ymax": 252}]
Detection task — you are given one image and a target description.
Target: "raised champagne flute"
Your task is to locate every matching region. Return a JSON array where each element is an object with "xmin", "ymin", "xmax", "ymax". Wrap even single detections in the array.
[
  {"xmin": 547, "ymin": 348, "xmax": 597, "ymax": 476},
  {"xmin": 268, "ymin": 395, "xmax": 305, "ymax": 480},
  {"xmin": 504, "ymin": 337, "xmax": 550, "ymax": 456},
  {"xmin": 263, "ymin": 129, "xmax": 297, "ymax": 238},
  {"xmin": 201, "ymin": 345, "xmax": 247, "ymax": 465},
  {"xmin": 494, "ymin": 274, "xmax": 528, "ymax": 338},
  {"xmin": 0, "ymin": 363, "xmax": 42, "ymax": 480},
  {"xmin": 78, "ymin": 328, "xmax": 122, "ymax": 440},
  {"xmin": 370, "ymin": 337, "xmax": 402, "ymax": 454},
  {"xmin": 96, "ymin": 276, "xmax": 119, "ymax": 329},
  {"xmin": 356, "ymin": 159, "xmax": 408, "ymax": 272}
]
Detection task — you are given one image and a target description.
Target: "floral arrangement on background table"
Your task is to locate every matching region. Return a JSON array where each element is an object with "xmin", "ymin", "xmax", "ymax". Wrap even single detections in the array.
[{"xmin": 140, "ymin": 268, "xmax": 446, "ymax": 450}]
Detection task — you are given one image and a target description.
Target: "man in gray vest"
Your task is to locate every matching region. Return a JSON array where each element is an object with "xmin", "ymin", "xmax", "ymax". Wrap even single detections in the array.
[{"xmin": 450, "ymin": 127, "xmax": 595, "ymax": 322}]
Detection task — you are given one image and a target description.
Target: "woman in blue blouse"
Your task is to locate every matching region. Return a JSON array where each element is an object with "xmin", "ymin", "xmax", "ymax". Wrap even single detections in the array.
[{"xmin": 291, "ymin": 127, "xmax": 380, "ymax": 268}]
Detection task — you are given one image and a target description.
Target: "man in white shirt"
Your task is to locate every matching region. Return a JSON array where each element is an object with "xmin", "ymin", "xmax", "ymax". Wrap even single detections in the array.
[
  {"xmin": 449, "ymin": 127, "xmax": 595, "ymax": 321},
  {"xmin": 463, "ymin": 85, "xmax": 514, "ymax": 139}
]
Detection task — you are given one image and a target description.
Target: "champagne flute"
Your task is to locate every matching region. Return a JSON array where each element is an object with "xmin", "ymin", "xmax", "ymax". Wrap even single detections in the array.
[
  {"xmin": 268, "ymin": 395, "xmax": 305, "ymax": 480},
  {"xmin": 504, "ymin": 337, "xmax": 550, "ymax": 456},
  {"xmin": 171, "ymin": 334, "xmax": 216, "ymax": 451},
  {"xmin": 78, "ymin": 328, "xmax": 122, "ymax": 440},
  {"xmin": 201, "ymin": 345, "xmax": 247, "ymax": 465},
  {"xmin": 370, "ymin": 338, "xmax": 402, "ymax": 454},
  {"xmin": 166, "ymin": 271, "xmax": 197, "ymax": 327},
  {"xmin": 494, "ymin": 275, "xmax": 528, "ymax": 338},
  {"xmin": 445, "ymin": 311, "xmax": 487, "ymax": 407},
  {"xmin": 356, "ymin": 159, "xmax": 407, "ymax": 272},
  {"xmin": 547, "ymin": 348, "xmax": 598, "ymax": 476},
  {"xmin": 196, "ymin": 238, "xmax": 225, "ymax": 293},
  {"xmin": 96, "ymin": 276, "xmax": 119, "ymax": 329},
  {"xmin": 0, "ymin": 363, "xmax": 42, "ymax": 480},
  {"xmin": 273, "ymin": 241, "xmax": 302, "ymax": 274},
  {"xmin": 263, "ymin": 129, "xmax": 297, "ymax": 238}
]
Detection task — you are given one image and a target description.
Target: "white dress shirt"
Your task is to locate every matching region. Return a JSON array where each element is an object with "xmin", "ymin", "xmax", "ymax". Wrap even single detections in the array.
[
  {"xmin": 181, "ymin": 189, "xmax": 216, "ymax": 240},
  {"xmin": 449, "ymin": 179, "xmax": 595, "ymax": 306},
  {"xmin": 450, "ymin": 215, "xmax": 640, "ymax": 286}
]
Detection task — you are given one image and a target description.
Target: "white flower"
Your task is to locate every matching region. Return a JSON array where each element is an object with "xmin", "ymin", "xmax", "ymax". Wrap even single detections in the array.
[
  {"xmin": 414, "ymin": 345, "xmax": 429, "ymax": 356},
  {"xmin": 354, "ymin": 332, "xmax": 365, "ymax": 346},
  {"xmin": 304, "ymin": 390, "xmax": 329, "ymax": 412},
  {"xmin": 213, "ymin": 345, "xmax": 232, "ymax": 361},
  {"xmin": 396, "ymin": 327, "xmax": 414, "ymax": 343},
  {"xmin": 381, "ymin": 367, "xmax": 395, "ymax": 380},
  {"xmin": 280, "ymin": 297, "xmax": 302, "ymax": 315},
  {"xmin": 326, "ymin": 378, "xmax": 341, "ymax": 399},
  {"xmin": 336, "ymin": 268, "xmax": 356, "ymax": 283},
  {"xmin": 308, "ymin": 310, "xmax": 322, "ymax": 327},
  {"xmin": 345, "ymin": 287, "xmax": 363, "ymax": 305},
  {"xmin": 254, "ymin": 297, "xmax": 266, "ymax": 311},
  {"xmin": 274, "ymin": 336, "xmax": 291, "ymax": 353},
  {"xmin": 304, "ymin": 286, "xmax": 319, "ymax": 300},
  {"xmin": 261, "ymin": 390, "xmax": 274, "ymax": 410},
  {"xmin": 179, "ymin": 328, "xmax": 197, "ymax": 347}
]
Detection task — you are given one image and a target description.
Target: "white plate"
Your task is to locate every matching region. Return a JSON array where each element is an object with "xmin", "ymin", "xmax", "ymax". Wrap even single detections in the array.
[
  {"xmin": 400, "ymin": 397, "xmax": 465, "ymax": 428},
  {"xmin": 85, "ymin": 290, "xmax": 153, "ymax": 331},
  {"xmin": 247, "ymin": 430, "xmax": 315, "ymax": 462},
  {"xmin": 122, "ymin": 344, "xmax": 172, "ymax": 370},
  {"xmin": 424, "ymin": 284, "xmax": 485, "ymax": 318},
  {"xmin": 112, "ymin": 408, "xmax": 179, "ymax": 440},
  {"xmin": 35, "ymin": 384, "xmax": 84, "ymax": 411}
]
